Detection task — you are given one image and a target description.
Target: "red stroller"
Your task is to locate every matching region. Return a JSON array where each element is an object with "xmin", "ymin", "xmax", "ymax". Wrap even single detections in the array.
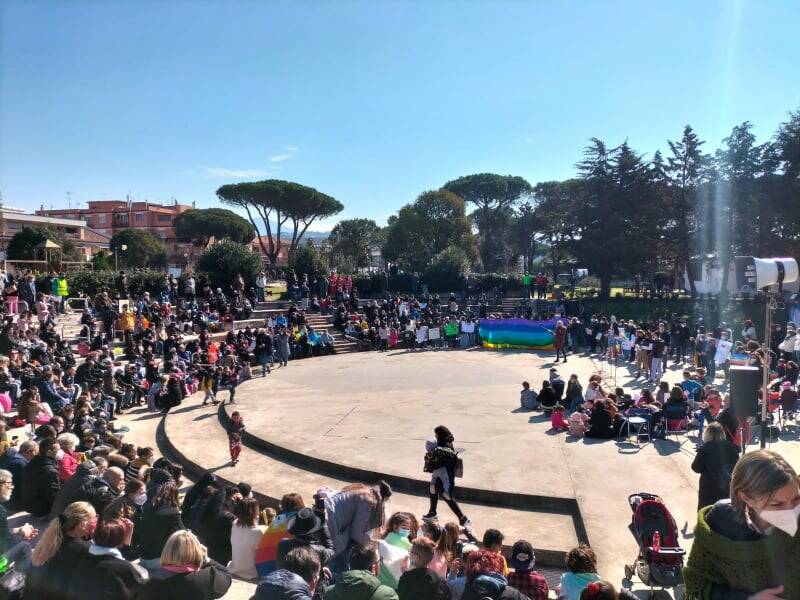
[{"xmin": 624, "ymin": 493, "xmax": 686, "ymax": 598}]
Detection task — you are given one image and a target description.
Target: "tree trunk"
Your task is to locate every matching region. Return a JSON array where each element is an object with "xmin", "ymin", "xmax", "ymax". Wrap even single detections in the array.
[
  {"xmin": 685, "ymin": 260, "xmax": 698, "ymax": 297},
  {"xmin": 600, "ymin": 271, "xmax": 612, "ymax": 299}
]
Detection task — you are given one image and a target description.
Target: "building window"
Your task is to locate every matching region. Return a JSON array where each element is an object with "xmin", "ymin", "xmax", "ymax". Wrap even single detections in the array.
[
  {"xmin": 135, "ymin": 213, "xmax": 144, "ymax": 222},
  {"xmin": 98, "ymin": 214, "xmax": 107, "ymax": 224},
  {"xmin": 157, "ymin": 214, "xmax": 171, "ymax": 223}
]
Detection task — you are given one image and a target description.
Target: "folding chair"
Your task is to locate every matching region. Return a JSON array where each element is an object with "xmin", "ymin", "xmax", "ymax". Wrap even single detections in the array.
[{"xmin": 663, "ymin": 405, "xmax": 689, "ymax": 443}]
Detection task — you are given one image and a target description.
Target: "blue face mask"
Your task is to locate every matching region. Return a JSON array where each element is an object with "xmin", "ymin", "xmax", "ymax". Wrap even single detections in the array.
[{"xmin": 397, "ymin": 528, "xmax": 411, "ymax": 539}]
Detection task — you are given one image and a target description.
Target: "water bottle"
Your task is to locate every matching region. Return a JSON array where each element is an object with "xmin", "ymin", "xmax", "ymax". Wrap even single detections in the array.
[{"xmin": 652, "ymin": 531, "xmax": 661, "ymax": 552}]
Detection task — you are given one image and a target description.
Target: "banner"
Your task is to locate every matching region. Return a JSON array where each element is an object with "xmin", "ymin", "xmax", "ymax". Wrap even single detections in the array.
[{"xmin": 478, "ymin": 318, "xmax": 558, "ymax": 349}]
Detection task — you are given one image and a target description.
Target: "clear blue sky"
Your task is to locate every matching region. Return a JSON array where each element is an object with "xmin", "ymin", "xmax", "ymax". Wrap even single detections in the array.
[{"xmin": 1, "ymin": 0, "xmax": 799, "ymax": 229}]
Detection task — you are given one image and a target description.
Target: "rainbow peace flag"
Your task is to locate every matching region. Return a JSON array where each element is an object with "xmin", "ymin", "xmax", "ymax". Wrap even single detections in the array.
[
  {"xmin": 254, "ymin": 510, "xmax": 297, "ymax": 578},
  {"xmin": 478, "ymin": 318, "xmax": 558, "ymax": 349}
]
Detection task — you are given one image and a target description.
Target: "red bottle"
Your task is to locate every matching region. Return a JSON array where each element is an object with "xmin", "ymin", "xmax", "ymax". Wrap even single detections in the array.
[{"xmin": 652, "ymin": 531, "xmax": 661, "ymax": 552}]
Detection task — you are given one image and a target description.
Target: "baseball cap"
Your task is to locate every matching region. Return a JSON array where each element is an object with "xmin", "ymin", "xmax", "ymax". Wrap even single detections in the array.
[{"xmin": 509, "ymin": 540, "xmax": 536, "ymax": 570}]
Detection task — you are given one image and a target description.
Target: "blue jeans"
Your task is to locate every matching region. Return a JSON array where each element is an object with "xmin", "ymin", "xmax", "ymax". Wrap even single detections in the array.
[{"xmin": 3, "ymin": 540, "xmax": 32, "ymax": 574}]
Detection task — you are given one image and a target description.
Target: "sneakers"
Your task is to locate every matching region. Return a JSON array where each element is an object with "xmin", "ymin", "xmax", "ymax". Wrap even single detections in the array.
[
  {"xmin": 422, "ymin": 513, "xmax": 438, "ymax": 522},
  {"xmin": 459, "ymin": 516, "xmax": 472, "ymax": 528}
]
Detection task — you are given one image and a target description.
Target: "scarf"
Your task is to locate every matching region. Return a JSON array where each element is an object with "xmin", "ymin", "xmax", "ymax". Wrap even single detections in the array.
[
  {"xmin": 684, "ymin": 505, "xmax": 800, "ymax": 599},
  {"xmin": 162, "ymin": 564, "xmax": 200, "ymax": 573}
]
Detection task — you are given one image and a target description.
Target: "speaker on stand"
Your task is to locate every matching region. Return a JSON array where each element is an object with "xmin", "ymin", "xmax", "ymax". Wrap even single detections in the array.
[{"xmin": 729, "ymin": 366, "xmax": 761, "ymax": 453}]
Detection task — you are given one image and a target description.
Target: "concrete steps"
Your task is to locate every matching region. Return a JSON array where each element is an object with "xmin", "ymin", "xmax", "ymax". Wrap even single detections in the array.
[{"xmin": 158, "ymin": 397, "xmax": 578, "ymax": 567}]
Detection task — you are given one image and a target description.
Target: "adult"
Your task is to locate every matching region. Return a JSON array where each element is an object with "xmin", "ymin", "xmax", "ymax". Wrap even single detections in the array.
[
  {"xmin": 24, "ymin": 501, "xmax": 97, "ymax": 600},
  {"xmin": 554, "ymin": 321, "xmax": 567, "ymax": 363},
  {"xmin": 20, "ymin": 437, "xmax": 61, "ymax": 518},
  {"xmin": 397, "ymin": 537, "xmax": 451, "ymax": 600},
  {"xmin": 684, "ymin": 449, "xmax": 800, "ymax": 599},
  {"xmin": 253, "ymin": 545, "xmax": 321, "ymax": 600},
  {"xmin": 325, "ymin": 541, "xmax": 399, "ymax": 600},
  {"xmin": 0, "ymin": 440, "xmax": 37, "ymax": 511},
  {"xmin": 135, "ymin": 530, "xmax": 232, "ymax": 600},
  {"xmin": 71, "ymin": 517, "xmax": 146, "ymax": 599},
  {"xmin": 584, "ymin": 403, "xmax": 615, "ymax": 440},
  {"xmin": 228, "ymin": 497, "xmax": 267, "ymax": 580},
  {"xmin": 76, "ymin": 465, "xmax": 125, "ymax": 515},
  {"xmin": 0, "ymin": 469, "xmax": 37, "ymax": 572},
  {"xmin": 690, "ymin": 422, "xmax": 740, "ymax": 511},
  {"xmin": 461, "ymin": 549, "xmax": 528, "ymax": 600},
  {"xmin": 422, "ymin": 426, "xmax": 469, "ymax": 527},
  {"xmin": 325, "ymin": 481, "xmax": 392, "ymax": 570},
  {"xmin": 50, "ymin": 458, "xmax": 102, "ymax": 519},
  {"xmin": 138, "ymin": 481, "xmax": 185, "ymax": 571}
]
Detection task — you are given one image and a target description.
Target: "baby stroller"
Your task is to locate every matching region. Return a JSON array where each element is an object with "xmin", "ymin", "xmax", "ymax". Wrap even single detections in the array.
[{"xmin": 624, "ymin": 492, "xmax": 685, "ymax": 599}]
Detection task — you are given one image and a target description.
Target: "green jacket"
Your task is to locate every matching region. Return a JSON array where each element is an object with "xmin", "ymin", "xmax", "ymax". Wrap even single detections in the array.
[
  {"xmin": 325, "ymin": 570, "xmax": 399, "ymax": 600},
  {"xmin": 684, "ymin": 505, "xmax": 800, "ymax": 599}
]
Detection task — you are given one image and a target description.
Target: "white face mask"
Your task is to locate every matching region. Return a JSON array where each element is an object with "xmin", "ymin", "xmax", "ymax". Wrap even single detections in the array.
[
  {"xmin": 759, "ymin": 505, "xmax": 800, "ymax": 537},
  {"xmin": 55, "ymin": 449, "xmax": 65, "ymax": 461},
  {"xmin": 133, "ymin": 493, "xmax": 147, "ymax": 506}
]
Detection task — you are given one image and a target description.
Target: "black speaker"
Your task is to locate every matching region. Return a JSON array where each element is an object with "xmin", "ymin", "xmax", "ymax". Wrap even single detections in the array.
[{"xmin": 729, "ymin": 366, "xmax": 761, "ymax": 418}]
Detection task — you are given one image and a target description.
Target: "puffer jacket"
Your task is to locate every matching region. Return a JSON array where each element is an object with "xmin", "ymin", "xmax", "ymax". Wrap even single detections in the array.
[
  {"xmin": 325, "ymin": 569, "xmax": 399, "ymax": 600},
  {"xmin": 461, "ymin": 573, "xmax": 530, "ymax": 600},
  {"xmin": 324, "ymin": 488, "xmax": 382, "ymax": 555},
  {"xmin": 50, "ymin": 459, "xmax": 99, "ymax": 518},
  {"xmin": 252, "ymin": 569, "xmax": 312, "ymax": 600}
]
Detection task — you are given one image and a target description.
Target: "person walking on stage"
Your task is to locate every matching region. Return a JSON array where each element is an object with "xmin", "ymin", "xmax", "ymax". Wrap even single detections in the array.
[{"xmin": 422, "ymin": 426, "xmax": 470, "ymax": 528}]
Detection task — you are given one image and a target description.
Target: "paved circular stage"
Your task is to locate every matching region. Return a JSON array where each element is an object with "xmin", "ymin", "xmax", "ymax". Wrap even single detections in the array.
[{"xmin": 167, "ymin": 347, "xmax": 800, "ymax": 580}]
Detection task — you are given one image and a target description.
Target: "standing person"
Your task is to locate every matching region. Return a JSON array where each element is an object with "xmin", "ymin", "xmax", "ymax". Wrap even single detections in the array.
[
  {"xmin": 276, "ymin": 327, "xmax": 290, "ymax": 368},
  {"xmin": 116, "ymin": 270, "xmax": 129, "ymax": 298},
  {"xmin": 55, "ymin": 271, "xmax": 69, "ymax": 314},
  {"xmin": 227, "ymin": 411, "xmax": 245, "ymax": 466},
  {"xmin": 649, "ymin": 333, "xmax": 665, "ymax": 384},
  {"xmin": 690, "ymin": 422, "xmax": 740, "ymax": 511},
  {"xmin": 256, "ymin": 272, "xmax": 268, "ymax": 303},
  {"xmin": 422, "ymin": 426, "xmax": 470, "ymax": 528},
  {"xmin": 554, "ymin": 321, "xmax": 567, "ymax": 363},
  {"xmin": 684, "ymin": 450, "xmax": 800, "ymax": 599},
  {"xmin": 255, "ymin": 328, "xmax": 273, "ymax": 376}
]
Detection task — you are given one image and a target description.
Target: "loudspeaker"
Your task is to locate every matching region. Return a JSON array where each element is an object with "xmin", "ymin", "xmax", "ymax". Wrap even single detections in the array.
[{"xmin": 729, "ymin": 366, "xmax": 761, "ymax": 418}]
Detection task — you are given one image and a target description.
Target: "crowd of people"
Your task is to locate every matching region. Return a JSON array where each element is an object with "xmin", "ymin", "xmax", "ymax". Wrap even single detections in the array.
[{"xmin": 0, "ymin": 268, "xmax": 798, "ymax": 599}]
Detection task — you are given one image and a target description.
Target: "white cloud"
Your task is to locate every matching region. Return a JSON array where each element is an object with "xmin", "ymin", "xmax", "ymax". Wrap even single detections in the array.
[
  {"xmin": 286, "ymin": 146, "xmax": 299, "ymax": 152},
  {"xmin": 203, "ymin": 167, "xmax": 270, "ymax": 178},
  {"xmin": 269, "ymin": 154, "xmax": 292, "ymax": 163}
]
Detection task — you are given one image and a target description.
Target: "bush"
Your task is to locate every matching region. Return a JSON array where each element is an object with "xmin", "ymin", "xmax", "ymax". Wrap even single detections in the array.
[
  {"xmin": 423, "ymin": 246, "xmax": 470, "ymax": 293},
  {"xmin": 288, "ymin": 244, "xmax": 330, "ymax": 281},
  {"xmin": 128, "ymin": 271, "xmax": 168, "ymax": 297},
  {"xmin": 59, "ymin": 270, "xmax": 116, "ymax": 298},
  {"xmin": 196, "ymin": 240, "xmax": 263, "ymax": 290}
]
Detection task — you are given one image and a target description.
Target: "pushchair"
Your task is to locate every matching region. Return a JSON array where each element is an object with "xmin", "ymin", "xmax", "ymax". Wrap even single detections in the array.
[{"xmin": 624, "ymin": 492, "xmax": 685, "ymax": 598}]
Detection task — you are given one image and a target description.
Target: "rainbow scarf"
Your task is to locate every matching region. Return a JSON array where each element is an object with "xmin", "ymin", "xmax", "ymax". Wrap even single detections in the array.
[{"xmin": 254, "ymin": 511, "xmax": 297, "ymax": 578}]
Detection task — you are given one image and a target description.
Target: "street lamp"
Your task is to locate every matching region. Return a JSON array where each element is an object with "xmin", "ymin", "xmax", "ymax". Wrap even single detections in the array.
[{"xmin": 115, "ymin": 244, "xmax": 128, "ymax": 271}]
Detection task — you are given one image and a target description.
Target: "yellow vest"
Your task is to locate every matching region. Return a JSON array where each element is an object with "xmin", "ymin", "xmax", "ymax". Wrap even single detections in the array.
[{"xmin": 57, "ymin": 278, "xmax": 69, "ymax": 297}]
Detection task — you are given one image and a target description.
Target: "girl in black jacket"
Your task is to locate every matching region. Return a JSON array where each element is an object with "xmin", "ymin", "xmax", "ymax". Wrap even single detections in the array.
[{"xmin": 138, "ymin": 482, "xmax": 185, "ymax": 570}]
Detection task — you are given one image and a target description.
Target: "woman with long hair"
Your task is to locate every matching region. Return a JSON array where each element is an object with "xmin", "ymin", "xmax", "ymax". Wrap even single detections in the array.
[
  {"xmin": 228, "ymin": 497, "xmax": 266, "ymax": 580},
  {"xmin": 25, "ymin": 501, "xmax": 97, "ymax": 600},
  {"xmin": 554, "ymin": 320, "xmax": 568, "ymax": 363},
  {"xmin": 690, "ymin": 422, "xmax": 740, "ymax": 511},
  {"xmin": 138, "ymin": 481, "xmax": 185, "ymax": 571},
  {"xmin": 684, "ymin": 449, "xmax": 800, "ymax": 599},
  {"xmin": 430, "ymin": 521, "xmax": 460, "ymax": 577},
  {"xmin": 422, "ymin": 425, "xmax": 470, "ymax": 527}
]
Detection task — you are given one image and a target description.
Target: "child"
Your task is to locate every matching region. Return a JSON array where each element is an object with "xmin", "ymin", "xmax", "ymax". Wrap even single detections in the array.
[
  {"xmin": 551, "ymin": 404, "xmax": 568, "ymax": 431},
  {"xmin": 507, "ymin": 539, "xmax": 549, "ymax": 600},
  {"xmin": 228, "ymin": 411, "xmax": 245, "ymax": 466},
  {"xmin": 579, "ymin": 580, "xmax": 636, "ymax": 599},
  {"xmin": 520, "ymin": 381, "xmax": 540, "ymax": 410},
  {"xmin": 482, "ymin": 528, "xmax": 509, "ymax": 576},
  {"xmin": 557, "ymin": 544, "xmax": 601, "ymax": 600},
  {"xmin": 568, "ymin": 407, "xmax": 589, "ymax": 438}
]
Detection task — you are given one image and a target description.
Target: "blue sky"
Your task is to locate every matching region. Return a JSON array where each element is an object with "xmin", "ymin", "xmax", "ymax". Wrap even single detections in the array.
[{"xmin": 1, "ymin": 0, "xmax": 799, "ymax": 229}]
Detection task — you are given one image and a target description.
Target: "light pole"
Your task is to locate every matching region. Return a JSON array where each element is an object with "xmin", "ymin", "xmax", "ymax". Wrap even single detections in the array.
[
  {"xmin": 115, "ymin": 244, "xmax": 127, "ymax": 271},
  {"xmin": 184, "ymin": 252, "xmax": 190, "ymax": 272}
]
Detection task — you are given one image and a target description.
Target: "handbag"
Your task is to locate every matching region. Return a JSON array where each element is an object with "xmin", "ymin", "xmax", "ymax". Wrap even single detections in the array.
[
  {"xmin": 454, "ymin": 456, "xmax": 464, "ymax": 478},
  {"xmin": 0, "ymin": 566, "xmax": 25, "ymax": 600}
]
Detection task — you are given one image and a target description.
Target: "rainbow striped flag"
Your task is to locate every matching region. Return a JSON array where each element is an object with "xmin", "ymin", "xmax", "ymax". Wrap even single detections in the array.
[
  {"xmin": 478, "ymin": 318, "xmax": 558, "ymax": 349},
  {"xmin": 254, "ymin": 510, "xmax": 297, "ymax": 578}
]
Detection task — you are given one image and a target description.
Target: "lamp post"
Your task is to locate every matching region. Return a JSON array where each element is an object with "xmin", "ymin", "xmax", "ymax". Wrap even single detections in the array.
[{"xmin": 115, "ymin": 244, "xmax": 128, "ymax": 271}]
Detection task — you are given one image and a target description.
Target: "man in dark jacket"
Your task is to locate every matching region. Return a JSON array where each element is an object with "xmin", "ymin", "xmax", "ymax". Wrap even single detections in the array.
[
  {"xmin": 325, "ymin": 542, "xmax": 398, "ymax": 600},
  {"xmin": 50, "ymin": 459, "xmax": 100, "ymax": 518},
  {"xmin": 75, "ymin": 466, "xmax": 124, "ymax": 515},
  {"xmin": 254, "ymin": 546, "xmax": 320, "ymax": 600},
  {"xmin": 20, "ymin": 438, "xmax": 61, "ymax": 518},
  {"xmin": 0, "ymin": 441, "xmax": 38, "ymax": 511},
  {"xmin": 397, "ymin": 538, "xmax": 451, "ymax": 600}
]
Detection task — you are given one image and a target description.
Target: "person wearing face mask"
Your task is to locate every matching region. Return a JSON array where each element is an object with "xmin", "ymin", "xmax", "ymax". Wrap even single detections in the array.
[
  {"xmin": 125, "ymin": 446, "xmax": 155, "ymax": 482},
  {"xmin": 24, "ymin": 501, "xmax": 98, "ymax": 600},
  {"xmin": 684, "ymin": 449, "xmax": 800, "ymax": 600},
  {"xmin": 20, "ymin": 437, "xmax": 62, "ymax": 518},
  {"xmin": 137, "ymin": 481, "xmax": 185, "ymax": 572},
  {"xmin": 377, "ymin": 512, "xmax": 416, "ymax": 590}
]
